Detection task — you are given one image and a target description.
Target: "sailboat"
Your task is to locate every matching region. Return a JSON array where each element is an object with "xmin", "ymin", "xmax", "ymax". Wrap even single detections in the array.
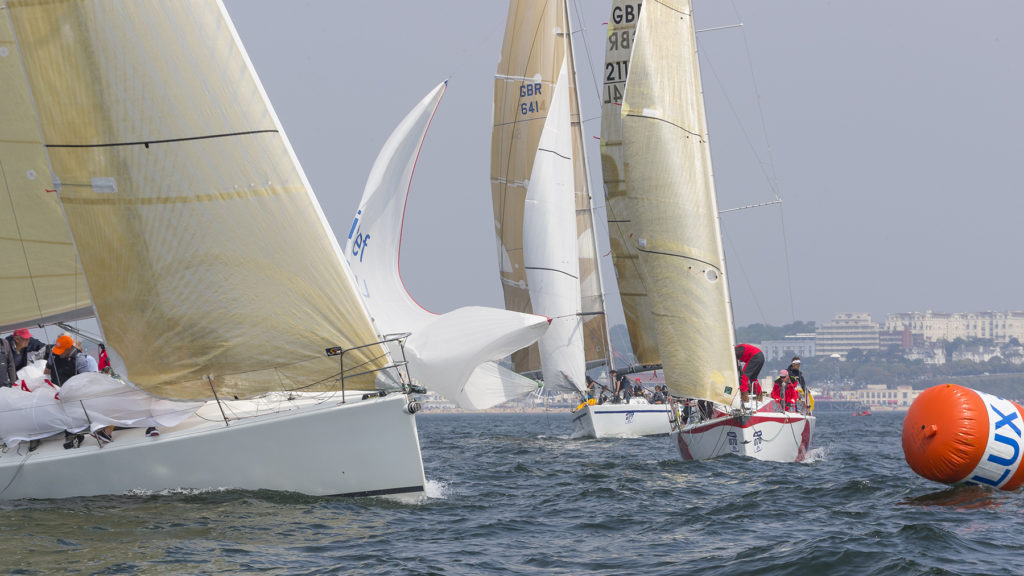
[
  {"xmin": 490, "ymin": 0, "xmax": 672, "ymax": 438},
  {"xmin": 0, "ymin": 0, "xmax": 545, "ymax": 499},
  {"xmin": 600, "ymin": 0, "xmax": 815, "ymax": 462}
]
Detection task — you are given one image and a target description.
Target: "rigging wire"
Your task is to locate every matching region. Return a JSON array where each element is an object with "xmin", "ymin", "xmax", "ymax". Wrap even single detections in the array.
[
  {"xmin": 727, "ymin": 0, "xmax": 796, "ymax": 323},
  {"xmin": 699, "ymin": 0, "xmax": 798, "ymax": 323},
  {"xmin": 569, "ymin": 0, "xmax": 603, "ymax": 109},
  {"xmin": 722, "ymin": 229, "xmax": 769, "ymax": 326}
]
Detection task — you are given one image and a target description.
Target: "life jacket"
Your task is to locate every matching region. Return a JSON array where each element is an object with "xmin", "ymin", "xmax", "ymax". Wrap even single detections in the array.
[
  {"xmin": 47, "ymin": 347, "xmax": 80, "ymax": 387},
  {"xmin": 771, "ymin": 377, "xmax": 785, "ymax": 403},
  {"xmin": 0, "ymin": 339, "xmax": 12, "ymax": 387},
  {"xmin": 735, "ymin": 344, "xmax": 762, "ymax": 363}
]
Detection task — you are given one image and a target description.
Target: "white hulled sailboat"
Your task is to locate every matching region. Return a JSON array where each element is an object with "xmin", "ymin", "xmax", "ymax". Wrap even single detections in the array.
[
  {"xmin": 0, "ymin": 0, "xmax": 546, "ymax": 499},
  {"xmin": 599, "ymin": 0, "xmax": 814, "ymax": 461},
  {"xmin": 490, "ymin": 0, "xmax": 672, "ymax": 438}
]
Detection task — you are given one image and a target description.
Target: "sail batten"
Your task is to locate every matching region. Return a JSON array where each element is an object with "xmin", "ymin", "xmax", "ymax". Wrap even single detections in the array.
[{"xmin": 6, "ymin": 0, "xmax": 386, "ymax": 399}]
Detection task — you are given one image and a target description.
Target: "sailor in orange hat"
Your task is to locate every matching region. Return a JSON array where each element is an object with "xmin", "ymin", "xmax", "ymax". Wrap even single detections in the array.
[{"xmin": 43, "ymin": 333, "xmax": 88, "ymax": 387}]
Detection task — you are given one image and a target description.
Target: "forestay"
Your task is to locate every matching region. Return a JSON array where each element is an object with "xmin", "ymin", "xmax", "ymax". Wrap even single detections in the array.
[
  {"xmin": 6, "ymin": 0, "xmax": 386, "ymax": 399},
  {"xmin": 563, "ymin": 7, "xmax": 612, "ymax": 370}
]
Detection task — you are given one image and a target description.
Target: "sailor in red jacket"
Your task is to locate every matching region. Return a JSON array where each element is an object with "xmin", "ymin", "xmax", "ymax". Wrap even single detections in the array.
[
  {"xmin": 771, "ymin": 369, "xmax": 801, "ymax": 411},
  {"xmin": 734, "ymin": 343, "xmax": 764, "ymax": 401}
]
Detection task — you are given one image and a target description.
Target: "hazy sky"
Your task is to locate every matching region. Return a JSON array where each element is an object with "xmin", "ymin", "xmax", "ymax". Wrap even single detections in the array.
[{"xmin": 223, "ymin": 0, "xmax": 1024, "ymax": 329}]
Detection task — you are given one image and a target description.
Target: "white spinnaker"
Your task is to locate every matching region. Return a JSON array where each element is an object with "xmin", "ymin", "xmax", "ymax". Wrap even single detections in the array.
[
  {"xmin": 523, "ymin": 62, "xmax": 586, "ymax": 395},
  {"xmin": 404, "ymin": 306, "xmax": 548, "ymax": 410},
  {"xmin": 345, "ymin": 82, "xmax": 546, "ymax": 410},
  {"xmin": 345, "ymin": 83, "xmax": 446, "ymax": 334}
]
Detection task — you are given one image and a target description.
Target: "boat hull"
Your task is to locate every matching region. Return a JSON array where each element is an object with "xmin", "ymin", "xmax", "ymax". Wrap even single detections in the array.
[
  {"xmin": 572, "ymin": 400, "xmax": 672, "ymax": 438},
  {"xmin": 0, "ymin": 392, "xmax": 425, "ymax": 500},
  {"xmin": 673, "ymin": 402, "xmax": 815, "ymax": 462}
]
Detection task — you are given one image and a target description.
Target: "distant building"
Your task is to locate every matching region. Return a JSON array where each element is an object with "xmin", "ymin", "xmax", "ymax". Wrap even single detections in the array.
[
  {"xmin": 818, "ymin": 384, "xmax": 921, "ymax": 409},
  {"xmin": 815, "ymin": 313, "xmax": 879, "ymax": 358},
  {"xmin": 760, "ymin": 333, "xmax": 816, "ymax": 362},
  {"xmin": 885, "ymin": 310, "xmax": 1024, "ymax": 344},
  {"xmin": 951, "ymin": 344, "xmax": 1003, "ymax": 363},
  {"xmin": 879, "ymin": 327, "xmax": 912, "ymax": 350},
  {"xmin": 903, "ymin": 343, "xmax": 945, "ymax": 365}
]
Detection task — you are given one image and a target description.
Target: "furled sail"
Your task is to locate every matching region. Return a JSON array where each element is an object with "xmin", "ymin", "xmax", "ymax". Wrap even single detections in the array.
[
  {"xmin": 6, "ymin": 0, "xmax": 386, "ymax": 399},
  {"xmin": 615, "ymin": 0, "xmax": 738, "ymax": 403},
  {"xmin": 0, "ymin": 10, "xmax": 92, "ymax": 332},
  {"xmin": 491, "ymin": 0, "xmax": 609, "ymax": 383},
  {"xmin": 344, "ymin": 82, "xmax": 547, "ymax": 409},
  {"xmin": 600, "ymin": 0, "xmax": 660, "ymax": 366}
]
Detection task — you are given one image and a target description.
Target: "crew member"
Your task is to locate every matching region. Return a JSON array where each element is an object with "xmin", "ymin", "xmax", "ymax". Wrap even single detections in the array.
[{"xmin": 734, "ymin": 343, "xmax": 765, "ymax": 402}]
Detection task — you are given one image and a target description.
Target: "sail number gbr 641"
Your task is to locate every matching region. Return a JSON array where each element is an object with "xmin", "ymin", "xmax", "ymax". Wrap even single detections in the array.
[{"xmin": 520, "ymin": 82, "xmax": 543, "ymax": 116}]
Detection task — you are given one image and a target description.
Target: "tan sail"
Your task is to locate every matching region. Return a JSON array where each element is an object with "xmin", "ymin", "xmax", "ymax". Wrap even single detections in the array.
[
  {"xmin": 490, "ymin": 0, "xmax": 567, "ymax": 373},
  {"xmin": 617, "ymin": 0, "xmax": 738, "ymax": 403},
  {"xmin": 491, "ymin": 0, "xmax": 611, "ymax": 374},
  {"xmin": 0, "ymin": 9, "xmax": 92, "ymax": 331},
  {"xmin": 7, "ymin": 0, "xmax": 385, "ymax": 399},
  {"xmin": 599, "ymin": 0, "xmax": 660, "ymax": 366}
]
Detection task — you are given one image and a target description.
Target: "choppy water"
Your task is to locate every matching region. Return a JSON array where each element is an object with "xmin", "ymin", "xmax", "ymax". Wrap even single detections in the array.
[{"xmin": 0, "ymin": 411, "xmax": 1020, "ymax": 575}]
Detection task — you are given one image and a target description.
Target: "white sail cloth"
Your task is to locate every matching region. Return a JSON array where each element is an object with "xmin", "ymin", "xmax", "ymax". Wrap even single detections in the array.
[
  {"xmin": 61, "ymin": 372, "xmax": 205, "ymax": 433},
  {"xmin": 344, "ymin": 82, "xmax": 547, "ymax": 410},
  {"xmin": 404, "ymin": 307, "xmax": 548, "ymax": 409},
  {"xmin": 522, "ymin": 62, "xmax": 587, "ymax": 395},
  {"xmin": 0, "ymin": 384, "xmax": 70, "ymax": 444},
  {"xmin": 0, "ymin": 372, "xmax": 202, "ymax": 443}
]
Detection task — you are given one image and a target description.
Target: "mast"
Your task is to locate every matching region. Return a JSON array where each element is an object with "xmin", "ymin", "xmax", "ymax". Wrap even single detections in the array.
[{"xmin": 564, "ymin": 0, "xmax": 615, "ymax": 371}]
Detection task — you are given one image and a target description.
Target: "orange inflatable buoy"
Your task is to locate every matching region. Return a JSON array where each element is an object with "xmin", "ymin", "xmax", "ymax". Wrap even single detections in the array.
[{"xmin": 902, "ymin": 384, "xmax": 1024, "ymax": 490}]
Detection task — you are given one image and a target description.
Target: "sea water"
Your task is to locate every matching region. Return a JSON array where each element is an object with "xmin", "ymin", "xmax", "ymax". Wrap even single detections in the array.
[{"xmin": 0, "ymin": 411, "xmax": 1020, "ymax": 575}]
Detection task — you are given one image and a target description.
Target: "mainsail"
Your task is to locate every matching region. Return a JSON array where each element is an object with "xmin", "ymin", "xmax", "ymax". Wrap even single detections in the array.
[
  {"xmin": 491, "ymin": 0, "xmax": 610, "ymax": 392},
  {"xmin": 599, "ymin": 0, "xmax": 660, "ymax": 366},
  {"xmin": 606, "ymin": 0, "xmax": 739, "ymax": 403},
  {"xmin": 6, "ymin": 0, "xmax": 386, "ymax": 399},
  {"xmin": 0, "ymin": 9, "xmax": 92, "ymax": 331}
]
